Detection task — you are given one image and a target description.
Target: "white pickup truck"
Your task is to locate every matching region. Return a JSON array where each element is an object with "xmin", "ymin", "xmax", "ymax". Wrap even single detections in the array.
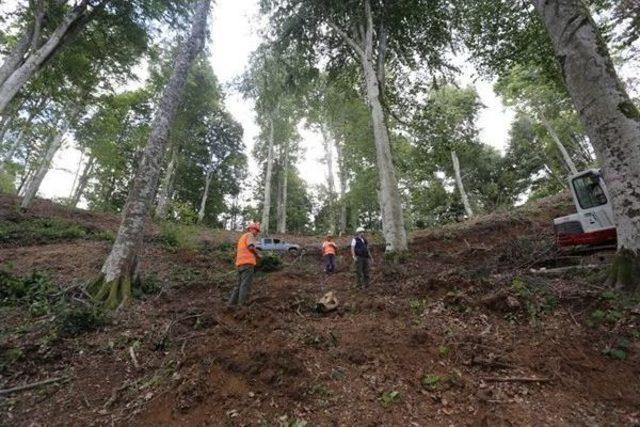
[{"xmin": 256, "ymin": 237, "xmax": 301, "ymax": 255}]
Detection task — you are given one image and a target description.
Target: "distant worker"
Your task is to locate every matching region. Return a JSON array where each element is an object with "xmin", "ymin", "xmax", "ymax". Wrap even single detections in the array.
[
  {"xmin": 322, "ymin": 234, "xmax": 338, "ymax": 274},
  {"xmin": 351, "ymin": 227, "xmax": 373, "ymax": 288},
  {"xmin": 228, "ymin": 222, "xmax": 262, "ymax": 306}
]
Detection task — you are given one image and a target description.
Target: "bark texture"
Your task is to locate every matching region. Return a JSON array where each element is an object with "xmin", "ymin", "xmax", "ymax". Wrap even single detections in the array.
[
  {"xmin": 155, "ymin": 145, "xmax": 178, "ymax": 219},
  {"xmin": 261, "ymin": 117, "xmax": 275, "ymax": 234},
  {"xmin": 533, "ymin": 0, "xmax": 640, "ymax": 288},
  {"xmin": 451, "ymin": 150, "xmax": 474, "ymax": 218},
  {"xmin": 95, "ymin": 0, "xmax": 210, "ymax": 309}
]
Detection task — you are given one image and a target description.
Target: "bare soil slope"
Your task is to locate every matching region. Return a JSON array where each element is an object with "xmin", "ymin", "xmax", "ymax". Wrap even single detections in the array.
[{"xmin": 1, "ymin": 193, "xmax": 639, "ymax": 426}]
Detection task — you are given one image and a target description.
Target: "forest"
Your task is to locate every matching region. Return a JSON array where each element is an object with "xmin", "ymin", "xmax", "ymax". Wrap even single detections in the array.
[{"xmin": 1, "ymin": 0, "xmax": 640, "ymax": 425}]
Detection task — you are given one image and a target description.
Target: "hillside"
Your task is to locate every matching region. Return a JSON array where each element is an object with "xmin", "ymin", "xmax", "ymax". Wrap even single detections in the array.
[{"xmin": 1, "ymin": 193, "xmax": 640, "ymax": 426}]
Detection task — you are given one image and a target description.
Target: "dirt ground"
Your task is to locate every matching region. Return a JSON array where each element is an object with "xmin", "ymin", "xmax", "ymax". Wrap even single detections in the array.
[{"xmin": 1, "ymin": 193, "xmax": 640, "ymax": 426}]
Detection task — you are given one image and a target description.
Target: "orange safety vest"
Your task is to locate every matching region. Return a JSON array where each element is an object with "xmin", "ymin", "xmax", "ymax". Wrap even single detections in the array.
[
  {"xmin": 322, "ymin": 241, "xmax": 337, "ymax": 255},
  {"xmin": 236, "ymin": 232, "xmax": 257, "ymax": 267}
]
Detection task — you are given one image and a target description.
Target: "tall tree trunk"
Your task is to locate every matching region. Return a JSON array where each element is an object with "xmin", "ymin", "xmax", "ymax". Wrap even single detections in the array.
[
  {"xmin": 327, "ymin": 0, "xmax": 407, "ymax": 251},
  {"xmin": 20, "ymin": 122, "xmax": 69, "ymax": 208},
  {"xmin": 231, "ymin": 194, "xmax": 239, "ymax": 231},
  {"xmin": 277, "ymin": 145, "xmax": 289, "ymax": 234},
  {"xmin": 197, "ymin": 168, "xmax": 213, "ymax": 224},
  {"xmin": 321, "ymin": 125, "xmax": 337, "ymax": 233},
  {"xmin": 0, "ymin": 1, "xmax": 91, "ymax": 115},
  {"xmin": 70, "ymin": 155, "xmax": 94, "ymax": 207},
  {"xmin": 0, "ymin": 103, "xmax": 39, "ymax": 173},
  {"xmin": 155, "ymin": 145, "xmax": 178, "ymax": 219},
  {"xmin": 360, "ymin": 52, "xmax": 407, "ymax": 251},
  {"xmin": 93, "ymin": 0, "xmax": 210, "ymax": 309},
  {"xmin": 539, "ymin": 112, "xmax": 579, "ymax": 175},
  {"xmin": 261, "ymin": 116, "xmax": 275, "ymax": 234},
  {"xmin": 336, "ymin": 141, "xmax": 348, "ymax": 235},
  {"xmin": 68, "ymin": 150, "xmax": 85, "ymax": 199},
  {"xmin": 275, "ymin": 165, "xmax": 283, "ymax": 231},
  {"xmin": 533, "ymin": 0, "xmax": 640, "ymax": 289},
  {"xmin": 451, "ymin": 150, "xmax": 474, "ymax": 218}
]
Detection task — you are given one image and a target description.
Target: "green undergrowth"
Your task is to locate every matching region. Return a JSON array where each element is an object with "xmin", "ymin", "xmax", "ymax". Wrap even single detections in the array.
[
  {"xmin": 0, "ymin": 218, "xmax": 115, "ymax": 245},
  {"xmin": 159, "ymin": 222, "xmax": 200, "ymax": 251},
  {"xmin": 509, "ymin": 275, "xmax": 558, "ymax": 324},
  {"xmin": 0, "ymin": 266, "xmax": 109, "ymax": 372},
  {"xmin": 0, "ymin": 266, "xmax": 107, "ymax": 334},
  {"xmin": 258, "ymin": 252, "xmax": 283, "ymax": 272}
]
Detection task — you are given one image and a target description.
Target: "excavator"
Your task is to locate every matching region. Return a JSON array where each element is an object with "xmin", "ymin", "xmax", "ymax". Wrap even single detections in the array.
[{"xmin": 553, "ymin": 169, "xmax": 617, "ymax": 248}]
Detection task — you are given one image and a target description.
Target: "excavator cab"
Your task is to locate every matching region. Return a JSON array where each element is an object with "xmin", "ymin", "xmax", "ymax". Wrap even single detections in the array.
[{"xmin": 553, "ymin": 169, "xmax": 617, "ymax": 247}]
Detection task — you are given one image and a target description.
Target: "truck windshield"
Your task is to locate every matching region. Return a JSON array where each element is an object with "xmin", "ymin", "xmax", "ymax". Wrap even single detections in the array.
[{"xmin": 573, "ymin": 173, "xmax": 608, "ymax": 209}]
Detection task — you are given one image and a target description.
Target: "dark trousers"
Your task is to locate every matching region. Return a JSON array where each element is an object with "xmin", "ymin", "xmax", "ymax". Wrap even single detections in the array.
[
  {"xmin": 323, "ymin": 254, "xmax": 336, "ymax": 273},
  {"xmin": 355, "ymin": 257, "xmax": 370, "ymax": 287},
  {"xmin": 228, "ymin": 264, "xmax": 255, "ymax": 306}
]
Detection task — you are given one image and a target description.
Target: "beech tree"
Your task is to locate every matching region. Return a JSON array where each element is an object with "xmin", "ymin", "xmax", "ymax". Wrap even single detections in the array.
[
  {"xmin": 261, "ymin": 0, "xmax": 456, "ymax": 251},
  {"xmin": 0, "ymin": 0, "xmax": 191, "ymax": 115},
  {"xmin": 241, "ymin": 42, "xmax": 310, "ymax": 234},
  {"xmin": 494, "ymin": 64, "xmax": 593, "ymax": 175},
  {"xmin": 92, "ymin": 0, "xmax": 211, "ymax": 309}
]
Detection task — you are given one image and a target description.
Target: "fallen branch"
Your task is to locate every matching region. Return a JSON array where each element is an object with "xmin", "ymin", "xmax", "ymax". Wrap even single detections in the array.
[
  {"xmin": 529, "ymin": 264, "xmax": 603, "ymax": 275},
  {"xmin": 481, "ymin": 376, "xmax": 551, "ymax": 383},
  {"xmin": 472, "ymin": 357, "xmax": 514, "ymax": 370},
  {"xmin": 0, "ymin": 376, "xmax": 69, "ymax": 395},
  {"xmin": 129, "ymin": 346, "xmax": 141, "ymax": 370},
  {"xmin": 104, "ymin": 380, "xmax": 135, "ymax": 408}
]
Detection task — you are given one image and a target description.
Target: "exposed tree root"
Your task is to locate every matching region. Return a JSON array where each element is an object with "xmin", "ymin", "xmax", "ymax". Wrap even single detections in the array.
[
  {"xmin": 607, "ymin": 249, "xmax": 640, "ymax": 292},
  {"xmin": 89, "ymin": 273, "xmax": 137, "ymax": 311}
]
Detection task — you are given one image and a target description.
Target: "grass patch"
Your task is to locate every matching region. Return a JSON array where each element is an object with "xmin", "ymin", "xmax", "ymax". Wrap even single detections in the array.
[
  {"xmin": 0, "ymin": 218, "xmax": 88, "ymax": 245},
  {"xmin": 379, "ymin": 390, "xmax": 401, "ymax": 407},
  {"xmin": 160, "ymin": 222, "xmax": 199, "ymax": 251}
]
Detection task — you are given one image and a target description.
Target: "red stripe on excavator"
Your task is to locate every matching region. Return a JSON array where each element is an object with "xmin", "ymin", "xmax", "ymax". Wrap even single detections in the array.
[{"xmin": 557, "ymin": 227, "xmax": 617, "ymax": 246}]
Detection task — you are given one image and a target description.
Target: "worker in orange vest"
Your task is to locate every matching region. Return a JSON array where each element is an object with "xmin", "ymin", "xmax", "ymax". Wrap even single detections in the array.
[
  {"xmin": 228, "ymin": 222, "xmax": 262, "ymax": 306},
  {"xmin": 322, "ymin": 234, "xmax": 338, "ymax": 274}
]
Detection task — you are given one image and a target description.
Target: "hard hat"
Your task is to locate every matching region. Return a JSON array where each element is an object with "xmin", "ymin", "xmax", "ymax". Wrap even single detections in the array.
[
  {"xmin": 247, "ymin": 222, "xmax": 261, "ymax": 232},
  {"xmin": 356, "ymin": 227, "xmax": 365, "ymax": 233}
]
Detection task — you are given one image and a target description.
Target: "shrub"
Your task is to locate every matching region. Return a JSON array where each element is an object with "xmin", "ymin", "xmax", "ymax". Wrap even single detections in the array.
[
  {"xmin": 56, "ymin": 303, "xmax": 106, "ymax": 337},
  {"xmin": 160, "ymin": 222, "xmax": 198, "ymax": 251},
  {"xmin": 258, "ymin": 252, "xmax": 283, "ymax": 272},
  {"xmin": 133, "ymin": 272, "xmax": 162, "ymax": 298},
  {"xmin": 167, "ymin": 200, "xmax": 199, "ymax": 225},
  {"xmin": 0, "ymin": 347, "xmax": 24, "ymax": 373},
  {"xmin": 0, "ymin": 268, "xmax": 57, "ymax": 314},
  {"xmin": 93, "ymin": 230, "xmax": 116, "ymax": 242}
]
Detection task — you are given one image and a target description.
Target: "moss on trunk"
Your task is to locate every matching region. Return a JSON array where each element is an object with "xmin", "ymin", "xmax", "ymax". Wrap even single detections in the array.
[
  {"xmin": 607, "ymin": 249, "xmax": 640, "ymax": 292},
  {"xmin": 89, "ymin": 264, "xmax": 139, "ymax": 311}
]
